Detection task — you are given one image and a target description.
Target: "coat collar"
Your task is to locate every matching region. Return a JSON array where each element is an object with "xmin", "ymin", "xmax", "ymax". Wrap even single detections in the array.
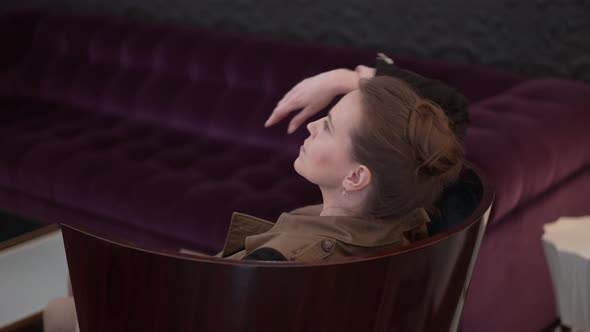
[
  {"xmin": 273, "ymin": 204, "xmax": 430, "ymax": 247},
  {"xmin": 220, "ymin": 204, "xmax": 430, "ymax": 257}
]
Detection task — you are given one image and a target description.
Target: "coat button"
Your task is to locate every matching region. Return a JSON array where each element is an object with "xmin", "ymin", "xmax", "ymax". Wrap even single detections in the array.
[{"xmin": 321, "ymin": 239, "xmax": 334, "ymax": 252}]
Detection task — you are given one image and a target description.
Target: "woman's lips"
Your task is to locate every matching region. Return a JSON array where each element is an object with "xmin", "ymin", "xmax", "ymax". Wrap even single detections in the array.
[{"xmin": 300, "ymin": 139, "xmax": 310, "ymax": 153}]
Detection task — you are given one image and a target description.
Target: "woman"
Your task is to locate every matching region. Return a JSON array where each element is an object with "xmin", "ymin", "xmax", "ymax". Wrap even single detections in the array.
[
  {"xmin": 218, "ymin": 75, "xmax": 464, "ymax": 262},
  {"xmin": 44, "ymin": 60, "xmax": 466, "ymax": 332}
]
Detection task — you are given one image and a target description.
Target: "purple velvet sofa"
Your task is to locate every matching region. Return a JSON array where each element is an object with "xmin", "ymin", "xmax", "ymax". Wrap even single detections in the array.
[{"xmin": 1, "ymin": 9, "xmax": 590, "ymax": 332}]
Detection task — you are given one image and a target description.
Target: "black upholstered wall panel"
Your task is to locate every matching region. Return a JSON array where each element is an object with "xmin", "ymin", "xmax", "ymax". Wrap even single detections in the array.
[{"xmin": 2, "ymin": 0, "xmax": 590, "ymax": 81}]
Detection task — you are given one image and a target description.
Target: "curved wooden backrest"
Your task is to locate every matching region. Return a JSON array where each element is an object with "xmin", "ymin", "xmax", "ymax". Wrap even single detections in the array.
[{"xmin": 62, "ymin": 164, "xmax": 493, "ymax": 332}]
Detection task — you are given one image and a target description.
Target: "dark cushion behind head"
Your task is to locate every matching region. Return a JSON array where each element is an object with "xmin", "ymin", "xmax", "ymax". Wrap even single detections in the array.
[{"xmin": 428, "ymin": 167, "xmax": 483, "ymax": 235}]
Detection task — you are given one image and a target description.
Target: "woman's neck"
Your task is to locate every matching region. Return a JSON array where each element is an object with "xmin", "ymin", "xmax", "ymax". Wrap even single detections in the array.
[{"xmin": 319, "ymin": 187, "xmax": 365, "ymax": 217}]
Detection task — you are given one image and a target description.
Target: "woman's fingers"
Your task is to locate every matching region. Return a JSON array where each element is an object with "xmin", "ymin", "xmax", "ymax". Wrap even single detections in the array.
[
  {"xmin": 287, "ymin": 104, "xmax": 319, "ymax": 134},
  {"xmin": 265, "ymin": 75, "xmax": 329, "ymax": 130},
  {"xmin": 266, "ymin": 86, "xmax": 310, "ymax": 127},
  {"xmin": 265, "ymin": 98, "xmax": 301, "ymax": 127},
  {"xmin": 277, "ymin": 89, "xmax": 295, "ymax": 107},
  {"xmin": 264, "ymin": 109, "xmax": 283, "ymax": 128},
  {"xmin": 266, "ymin": 79, "xmax": 312, "ymax": 127},
  {"xmin": 279, "ymin": 80, "xmax": 305, "ymax": 106}
]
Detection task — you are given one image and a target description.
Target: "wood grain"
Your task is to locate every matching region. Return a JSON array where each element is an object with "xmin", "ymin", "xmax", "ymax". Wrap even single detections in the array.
[{"xmin": 62, "ymin": 164, "xmax": 493, "ymax": 332}]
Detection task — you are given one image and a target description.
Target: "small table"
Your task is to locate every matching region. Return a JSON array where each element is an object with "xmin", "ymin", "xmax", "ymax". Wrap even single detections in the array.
[
  {"xmin": 0, "ymin": 222, "xmax": 69, "ymax": 331},
  {"xmin": 542, "ymin": 216, "xmax": 590, "ymax": 332}
]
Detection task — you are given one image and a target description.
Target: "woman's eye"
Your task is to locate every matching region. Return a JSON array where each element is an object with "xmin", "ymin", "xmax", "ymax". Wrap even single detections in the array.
[{"xmin": 323, "ymin": 120, "xmax": 330, "ymax": 132}]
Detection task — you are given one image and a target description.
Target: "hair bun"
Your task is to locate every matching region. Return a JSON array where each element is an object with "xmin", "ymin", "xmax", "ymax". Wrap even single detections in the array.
[{"xmin": 408, "ymin": 100, "xmax": 464, "ymax": 183}]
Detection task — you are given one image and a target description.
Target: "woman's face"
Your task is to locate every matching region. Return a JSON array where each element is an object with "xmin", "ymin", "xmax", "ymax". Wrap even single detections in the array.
[{"xmin": 294, "ymin": 90, "xmax": 363, "ymax": 189}]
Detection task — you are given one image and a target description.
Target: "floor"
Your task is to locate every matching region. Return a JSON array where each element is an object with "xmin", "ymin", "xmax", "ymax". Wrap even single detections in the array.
[{"xmin": 1, "ymin": 211, "xmax": 46, "ymax": 332}]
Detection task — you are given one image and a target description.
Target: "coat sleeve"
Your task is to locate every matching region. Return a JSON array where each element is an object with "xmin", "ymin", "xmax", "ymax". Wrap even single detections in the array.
[{"xmin": 373, "ymin": 55, "xmax": 469, "ymax": 142}]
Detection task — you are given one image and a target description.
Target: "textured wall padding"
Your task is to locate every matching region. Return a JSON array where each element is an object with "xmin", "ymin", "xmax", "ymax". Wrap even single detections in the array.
[{"xmin": 1, "ymin": 0, "xmax": 590, "ymax": 81}]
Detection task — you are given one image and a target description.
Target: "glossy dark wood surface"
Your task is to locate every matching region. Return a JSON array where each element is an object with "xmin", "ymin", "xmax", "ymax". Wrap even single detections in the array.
[{"xmin": 62, "ymin": 165, "xmax": 493, "ymax": 332}]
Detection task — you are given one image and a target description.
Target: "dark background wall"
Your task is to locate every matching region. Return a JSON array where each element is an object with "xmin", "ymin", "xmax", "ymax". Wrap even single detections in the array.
[{"xmin": 2, "ymin": 0, "xmax": 590, "ymax": 82}]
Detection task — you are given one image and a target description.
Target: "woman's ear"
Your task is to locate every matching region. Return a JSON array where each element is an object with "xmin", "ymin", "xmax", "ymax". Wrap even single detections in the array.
[{"xmin": 343, "ymin": 165, "xmax": 371, "ymax": 192}]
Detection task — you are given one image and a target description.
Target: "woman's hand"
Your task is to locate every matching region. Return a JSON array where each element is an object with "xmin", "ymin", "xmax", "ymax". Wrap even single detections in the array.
[
  {"xmin": 354, "ymin": 65, "xmax": 376, "ymax": 79},
  {"xmin": 265, "ymin": 68, "xmax": 361, "ymax": 134}
]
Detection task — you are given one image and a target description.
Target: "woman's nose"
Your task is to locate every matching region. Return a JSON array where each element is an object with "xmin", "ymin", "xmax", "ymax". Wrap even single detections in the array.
[{"xmin": 307, "ymin": 121, "xmax": 316, "ymax": 137}]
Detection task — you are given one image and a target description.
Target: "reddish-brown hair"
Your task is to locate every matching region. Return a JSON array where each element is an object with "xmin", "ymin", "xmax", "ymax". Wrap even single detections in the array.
[{"xmin": 352, "ymin": 76, "xmax": 464, "ymax": 219}]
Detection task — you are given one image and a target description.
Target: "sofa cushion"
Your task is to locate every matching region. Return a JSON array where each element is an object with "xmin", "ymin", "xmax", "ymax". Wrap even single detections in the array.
[
  {"xmin": 465, "ymin": 78, "xmax": 590, "ymax": 225},
  {"xmin": 0, "ymin": 98, "xmax": 320, "ymax": 251}
]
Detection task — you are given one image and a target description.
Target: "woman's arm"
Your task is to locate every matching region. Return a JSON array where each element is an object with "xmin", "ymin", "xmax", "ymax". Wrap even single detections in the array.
[
  {"xmin": 264, "ymin": 68, "xmax": 361, "ymax": 134},
  {"xmin": 264, "ymin": 54, "xmax": 398, "ymax": 133},
  {"xmin": 265, "ymin": 53, "xmax": 469, "ymax": 140}
]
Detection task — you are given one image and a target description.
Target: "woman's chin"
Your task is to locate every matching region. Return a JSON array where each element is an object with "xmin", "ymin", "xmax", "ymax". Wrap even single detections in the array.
[{"xmin": 293, "ymin": 156, "xmax": 305, "ymax": 176}]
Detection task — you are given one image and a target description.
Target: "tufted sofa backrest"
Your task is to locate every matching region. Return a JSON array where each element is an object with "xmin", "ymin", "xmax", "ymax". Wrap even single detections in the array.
[
  {"xmin": 10, "ymin": 12, "xmax": 375, "ymax": 151},
  {"xmin": 5, "ymin": 10, "xmax": 529, "ymax": 151}
]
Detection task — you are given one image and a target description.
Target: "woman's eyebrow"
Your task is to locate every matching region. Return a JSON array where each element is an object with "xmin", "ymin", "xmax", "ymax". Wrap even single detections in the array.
[{"xmin": 328, "ymin": 112, "xmax": 335, "ymax": 132}]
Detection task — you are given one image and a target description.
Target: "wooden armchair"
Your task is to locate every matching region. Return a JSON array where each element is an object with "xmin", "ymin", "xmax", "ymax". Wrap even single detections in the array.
[{"xmin": 62, "ymin": 164, "xmax": 493, "ymax": 332}]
